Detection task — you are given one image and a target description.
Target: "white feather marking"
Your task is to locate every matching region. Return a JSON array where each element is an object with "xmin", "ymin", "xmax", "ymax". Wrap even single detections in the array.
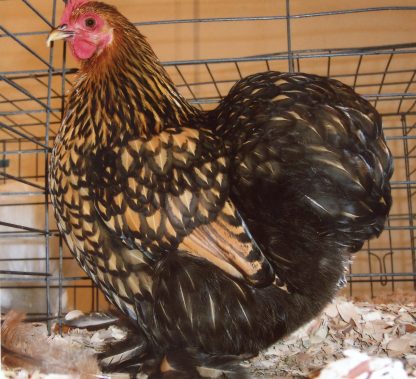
[
  {"xmin": 270, "ymin": 116, "xmax": 288, "ymax": 122},
  {"xmin": 149, "ymin": 215, "xmax": 157, "ymax": 233},
  {"xmin": 304, "ymin": 195, "xmax": 330, "ymax": 214},
  {"xmin": 179, "ymin": 281, "xmax": 187, "ymax": 312},
  {"xmin": 271, "ymin": 253, "xmax": 291, "ymax": 264},
  {"xmin": 159, "ymin": 302, "xmax": 170, "ymax": 321},
  {"xmin": 155, "ymin": 148, "xmax": 168, "ymax": 171},
  {"xmin": 308, "ymin": 126, "xmax": 321, "ymax": 138},
  {"xmin": 125, "ymin": 304, "xmax": 137, "ymax": 321},
  {"xmin": 189, "ymin": 303, "xmax": 194, "ymax": 328},
  {"xmin": 359, "ymin": 200, "xmax": 373, "ymax": 212},
  {"xmin": 356, "ymin": 129, "xmax": 366, "ymax": 144},
  {"xmin": 226, "ymin": 328, "xmax": 233, "ymax": 341},
  {"xmin": 183, "ymin": 268, "xmax": 195, "ymax": 289},
  {"xmin": 208, "ymin": 292, "xmax": 216, "ymax": 329},
  {"xmin": 275, "ymin": 280, "xmax": 290, "ymax": 294},
  {"xmin": 182, "ymin": 173, "xmax": 193, "ymax": 187},
  {"xmin": 341, "ymin": 211, "xmax": 359, "ymax": 219},
  {"xmin": 316, "ymin": 157, "xmax": 366, "ymax": 190},
  {"xmin": 315, "ymin": 157, "xmax": 349, "ymax": 173},
  {"xmin": 176, "ymin": 322, "xmax": 187, "ymax": 339},
  {"xmin": 266, "ymin": 161, "xmax": 278, "ymax": 176},
  {"xmin": 232, "ymin": 281, "xmax": 247, "ymax": 299},
  {"xmin": 307, "ymin": 145, "xmax": 331, "ymax": 153},
  {"xmin": 335, "ymin": 241, "xmax": 352, "ymax": 248},
  {"xmin": 240, "ymin": 161, "xmax": 249, "ymax": 170},
  {"xmin": 100, "ymin": 345, "xmax": 143, "ymax": 367},
  {"xmin": 237, "ymin": 299, "xmax": 250, "ymax": 325},
  {"xmin": 287, "ymin": 110, "xmax": 302, "ymax": 120},
  {"xmin": 180, "ymin": 191, "xmax": 193, "ymax": 212}
]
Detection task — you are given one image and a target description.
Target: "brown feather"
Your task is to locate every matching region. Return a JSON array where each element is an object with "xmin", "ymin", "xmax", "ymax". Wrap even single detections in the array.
[{"xmin": 1, "ymin": 310, "xmax": 100, "ymax": 376}]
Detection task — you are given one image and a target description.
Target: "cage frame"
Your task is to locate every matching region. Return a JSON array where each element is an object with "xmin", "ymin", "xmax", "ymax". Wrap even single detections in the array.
[{"xmin": 0, "ymin": 0, "xmax": 415, "ymax": 329}]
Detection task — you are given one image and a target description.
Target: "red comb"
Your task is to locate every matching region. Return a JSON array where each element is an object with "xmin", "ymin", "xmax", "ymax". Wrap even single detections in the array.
[{"xmin": 60, "ymin": 0, "xmax": 89, "ymax": 25}]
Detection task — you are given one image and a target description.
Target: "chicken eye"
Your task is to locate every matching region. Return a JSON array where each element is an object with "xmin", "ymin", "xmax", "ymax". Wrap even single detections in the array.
[{"xmin": 85, "ymin": 18, "xmax": 96, "ymax": 28}]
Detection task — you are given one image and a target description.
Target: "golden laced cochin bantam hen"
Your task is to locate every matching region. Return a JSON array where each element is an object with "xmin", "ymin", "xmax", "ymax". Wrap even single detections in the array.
[{"xmin": 47, "ymin": 1, "xmax": 393, "ymax": 377}]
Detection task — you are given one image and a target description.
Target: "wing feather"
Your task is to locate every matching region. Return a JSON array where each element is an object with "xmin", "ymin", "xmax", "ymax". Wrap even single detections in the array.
[{"xmin": 89, "ymin": 127, "xmax": 275, "ymax": 287}]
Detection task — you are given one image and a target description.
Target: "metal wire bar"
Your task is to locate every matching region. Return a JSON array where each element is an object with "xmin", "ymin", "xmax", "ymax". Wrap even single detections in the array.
[
  {"xmin": 1, "ymin": 76, "xmax": 54, "ymax": 112},
  {"xmin": 22, "ymin": 0, "xmax": 53, "ymax": 28},
  {"xmin": 374, "ymin": 52, "xmax": 394, "ymax": 109},
  {"xmin": 185, "ymin": 93, "xmax": 416, "ymax": 108},
  {"xmin": 162, "ymin": 49, "xmax": 416, "ymax": 67},
  {"xmin": 285, "ymin": 0, "xmax": 294, "ymax": 72},
  {"xmin": 407, "ymin": 100, "xmax": 416, "ymax": 114},
  {"xmin": 0, "ymin": 94, "xmax": 61, "ymax": 107},
  {"xmin": 0, "ymin": 6, "xmax": 414, "ymax": 40},
  {"xmin": 0, "ymin": 191, "xmax": 45, "ymax": 196},
  {"xmin": 0, "ymin": 94, "xmax": 45, "ymax": 127},
  {"xmin": 2, "ymin": 44, "xmax": 415, "ymax": 78},
  {"xmin": 40, "ymin": 42, "xmax": 408, "ymax": 76},
  {"xmin": 0, "ymin": 270, "xmax": 52, "ymax": 276},
  {"xmin": 58, "ymin": 236, "xmax": 64, "ymax": 333},
  {"xmin": 401, "ymin": 115, "xmax": 416, "ymax": 289},
  {"xmin": 348, "ymin": 272, "xmax": 416, "ymax": 278},
  {"xmin": 32, "ymin": 76, "xmax": 62, "ymax": 99},
  {"xmin": 0, "ymin": 122, "xmax": 51, "ymax": 150},
  {"xmin": 0, "ymin": 276, "xmax": 91, "ymax": 283},
  {"xmin": 1, "ymin": 120, "xmax": 38, "ymax": 144},
  {"xmin": 0, "ymin": 30, "xmax": 48, "ymax": 39},
  {"xmin": 0, "ymin": 172, "xmax": 45, "ymax": 190},
  {"xmin": 398, "ymin": 70, "xmax": 416, "ymax": 114},
  {"xmin": 0, "ymin": 100, "xmax": 43, "ymax": 141},
  {"xmin": 0, "ymin": 26, "xmax": 51, "ymax": 68},
  {"xmin": 41, "ymin": 0, "xmax": 59, "ymax": 332},
  {"xmin": 0, "ymin": 123, "xmax": 59, "ymax": 139},
  {"xmin": 0, "ymin": 0, "xmax": 414, "ymax": 316},
  {"xmin": 0, "ymin": 220, "xmax": 47, "ymax": 234},
  {"xmin": 0, "ymin": 149, "xmax": 49, "ymax": 156},
  {"xmin": 1, "ymin": 109, "xmax": 61, "ymax": 116},
  {"xmin": 234, "ymin": 62, "xmax": 243, "ymax": 79},
  {"xmin": 169, "ymin": 73, "xmax": 416, "ymax": 93},
  {"xmin": 136, "ymin": 6, "xmax": 416, "ymax": 25},
  {"xmin": 174, "ymin": 65, "xmax": 203, "ymax": 111},
  {"xmin": 204, "ymin": 64, "xmax": 222, "ymax": 98},
  {"xmin": 0, "ymin": 68, "xmax": 77, "ymax": 78},
  {"xmin": 0, "ymin": 256, "xmax": 73, "ymax": 262}
]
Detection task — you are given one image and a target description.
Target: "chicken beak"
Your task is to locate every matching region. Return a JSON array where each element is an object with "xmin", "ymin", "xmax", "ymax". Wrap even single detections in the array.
[{"xmin": 47, "ymin": 25, "xmax": 74, "ymax": 47}]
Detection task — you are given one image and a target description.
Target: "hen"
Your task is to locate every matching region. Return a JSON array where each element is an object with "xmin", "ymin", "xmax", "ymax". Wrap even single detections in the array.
[{"xmin": 47, "ymin": 1, "xmax": 393, "ymax": 377}]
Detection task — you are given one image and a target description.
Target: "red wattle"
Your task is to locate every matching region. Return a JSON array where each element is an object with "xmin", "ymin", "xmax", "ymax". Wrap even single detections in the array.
[{"xmin": 72, "ymin": 39, "xmax": 97, "ymax": 60}]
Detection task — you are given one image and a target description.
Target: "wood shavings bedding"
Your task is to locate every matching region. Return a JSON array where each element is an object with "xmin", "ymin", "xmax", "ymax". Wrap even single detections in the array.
[
  {"xmin": 248, "ymin": 296, "xmax": 416, "ymax": 378},
  {"xmin": 1, "ymin": 297, "xmax": 415, "ymax": 378}
]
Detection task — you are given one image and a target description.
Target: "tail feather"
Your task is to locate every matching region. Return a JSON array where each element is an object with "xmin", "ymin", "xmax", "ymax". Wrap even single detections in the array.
[{"xmin": 98, "ymin": 334, "xmax": 149, "ymax": 372}]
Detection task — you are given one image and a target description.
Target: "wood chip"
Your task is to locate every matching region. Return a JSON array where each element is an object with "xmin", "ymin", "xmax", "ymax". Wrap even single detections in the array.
[
  {"xmin": 249, "ymin": 297, "xmax": 415, "ymax": 377},
  {"xmin": 1, "ymin": 297, "xmax": 415, "ymax": 378},
  {"xmin": 387, "ymin": 336, "xmax": 412, "ymax": 354},
  {"xmin": 337, "ymin": 301, "xmax": 360, "ymax": 323}
]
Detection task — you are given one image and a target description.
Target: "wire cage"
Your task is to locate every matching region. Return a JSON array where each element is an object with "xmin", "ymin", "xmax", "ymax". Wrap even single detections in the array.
[{"xmin": 0, "ymin": 0, "xmax": 415, "ymax": 327}]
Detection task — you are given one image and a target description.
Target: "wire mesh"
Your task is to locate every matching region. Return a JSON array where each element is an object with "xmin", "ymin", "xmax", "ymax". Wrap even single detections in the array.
[{"xmin": 0, "ymin": 1, "xmax": 415, "ymax": 325}]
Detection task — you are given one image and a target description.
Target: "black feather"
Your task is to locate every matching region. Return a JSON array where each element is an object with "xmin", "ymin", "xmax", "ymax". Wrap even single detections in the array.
[{"xmin": 49, "ymin": 4, "xmax": 393, "ymax": 377}]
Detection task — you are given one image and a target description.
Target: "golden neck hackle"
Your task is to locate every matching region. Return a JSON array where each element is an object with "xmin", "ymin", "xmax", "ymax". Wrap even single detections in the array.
[{"xmin": 61, "ymin": 5, "xmax": 199, "ymax": 148}]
